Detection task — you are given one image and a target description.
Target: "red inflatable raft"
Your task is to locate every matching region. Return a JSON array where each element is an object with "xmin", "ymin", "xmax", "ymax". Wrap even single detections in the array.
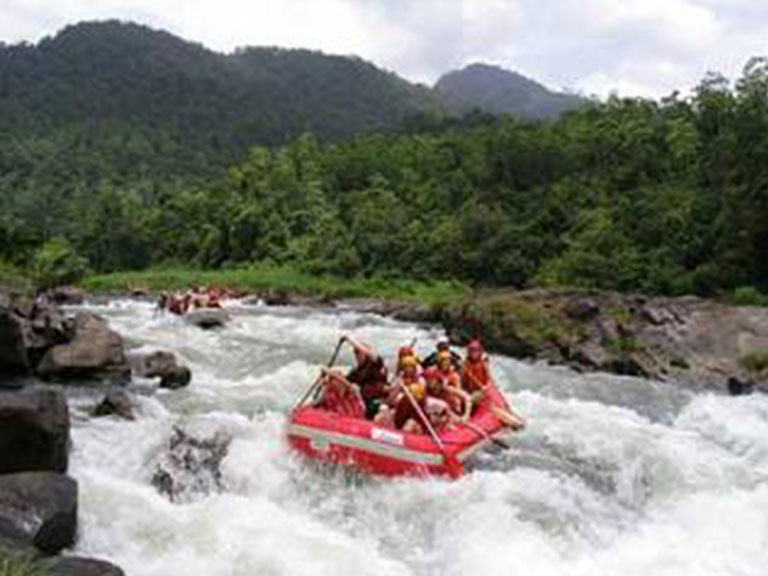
[{"xmin": 287, "ymin": 385, "xmax": 508, "ymax": 478}]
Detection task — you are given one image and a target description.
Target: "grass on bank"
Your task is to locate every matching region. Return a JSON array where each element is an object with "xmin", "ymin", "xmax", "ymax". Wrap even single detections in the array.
[
  {"xmin": 79, "ymin": 265, "xmax": 470, "ymax": 306},
  {"xmin": 0, "ymin": 554, "xmax": 45, "ymax": 576},
  {"xmin": 0, "ymin": 261, "xmax": 33, "ymax": 293}
]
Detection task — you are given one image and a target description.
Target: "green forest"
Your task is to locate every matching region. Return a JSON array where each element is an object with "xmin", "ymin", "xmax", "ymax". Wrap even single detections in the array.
[{"xmin": 2, "ymin": 23, "xmax": 768, "ymax": 298}]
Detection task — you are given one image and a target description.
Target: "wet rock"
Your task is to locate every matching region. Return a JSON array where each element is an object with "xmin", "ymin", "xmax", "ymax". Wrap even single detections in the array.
[
  {"xmin": 0, "ymin": 472, "xmax": 77, "ymax": 554},
  {"xmin": 130, "ymin": 351, "xmax": 192, "ymax": 391},
  {"xmin": 36, "ymin": 312, "xmax": 128, "ymax": 382},
  {"xmin": 152, "ymin": 426, "xmax": 231, "ymax": 502},
  {"xmin": 93, "ymin": 386, "xmax": 135, "ymax": 420},
  {"xmin": 130, "ymin": 351, "xmax": 177, "ymax": 378},
  {"xmin": 46, "ymin": 286, "xmax": 85, "ymax": 306},
  {"xmin": 0, "ymin": 302, "xmax": 31, "ymax": 378},
  {"xmin": 36, "ymin": 556, "xmax": 125, "ymax": 576},
  {"xmin": 185, "ymin": 309, "xmax": 230, "ymax": 330},
  {"xmin": 260, "ymin": 289, "xmax": 291, "ymax": 306},
  {"xmin": 0, "ymin": 388, "xmax": 70, "ymax": 474},
  {"xmin": 159, "ymin": 366, "xmax": 192, "ymax": 390},
  {"xmin": 727, "ymin": 376, "xmax": 755, "ymax": 396}
]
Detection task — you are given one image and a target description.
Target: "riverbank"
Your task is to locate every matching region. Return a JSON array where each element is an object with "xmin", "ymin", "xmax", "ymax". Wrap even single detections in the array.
[
  {"xmin": 80, "ymin": 267, "xmax": 470, "ymax": 307},
  {"xmin": 76, "ymin": 269, "xmax": 768, "ymax": 394}
]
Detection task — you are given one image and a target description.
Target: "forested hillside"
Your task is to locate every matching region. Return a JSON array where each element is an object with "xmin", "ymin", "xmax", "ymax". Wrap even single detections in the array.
[
  {"xmin": 4, "ymin": 54, "xmax": 768, "ymax": 297},
  {"xmin": 436, "ymin": 63, "xmax": 583, "ymax": 118},
  {"xmin": 2, "ymin": 21, "xmax": 768, "ymax": 298},
  {"xmin": 0, "ymin": 20, "xmax": 439, "ymax": 183}
]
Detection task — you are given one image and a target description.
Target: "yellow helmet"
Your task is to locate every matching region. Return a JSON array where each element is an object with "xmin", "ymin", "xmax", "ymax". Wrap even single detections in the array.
[{"xmin": 408, "ymin": 382, "xmax": 426, "ymax": 401}]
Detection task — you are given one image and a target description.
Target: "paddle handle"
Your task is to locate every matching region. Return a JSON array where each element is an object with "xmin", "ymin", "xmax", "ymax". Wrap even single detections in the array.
[
  {"xmin": 293, "ymin": 336, "xmax": 346, "ymax": 409},
  {"xmin": 399, "ymin": 381, "xmax": 446, "ymax": 452}
]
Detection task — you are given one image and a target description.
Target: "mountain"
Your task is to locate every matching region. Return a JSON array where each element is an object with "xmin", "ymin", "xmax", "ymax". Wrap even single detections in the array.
[
  {"xmin": 435, "ymin": 63, "xmax": 583, "ymax": 119},
  {"xmin": 0, "ymin": 20, "xmax": 439, "ymax": 180}
]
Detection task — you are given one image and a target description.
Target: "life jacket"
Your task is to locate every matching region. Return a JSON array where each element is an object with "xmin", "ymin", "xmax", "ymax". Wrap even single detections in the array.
[
  {"xmin": 425, "ymin": 397, "xmax": 454, "ymax": 432},
  {"xmin": 347, "ymin": 355, "xmax": 388, "ymax": 403},
  {"xmin": 319, "ymin": 378, "xmax": 365, "ymax": 419},
  {"xmin": 461, "ymin": 359, "xmax": 491, "ymax": 393}
]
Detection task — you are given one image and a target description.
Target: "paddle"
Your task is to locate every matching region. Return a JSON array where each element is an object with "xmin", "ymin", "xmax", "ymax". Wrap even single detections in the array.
[
  {"xmin": 293, "ymin": 336, "xmax": 347, "ymax": 409},
  {"xmin": 459, "ymin": 420, "xmax": 511, "ymax": 450},
  {"xmin": 397, "ymin": 379, "xmax": 462, "ymax": 478}
]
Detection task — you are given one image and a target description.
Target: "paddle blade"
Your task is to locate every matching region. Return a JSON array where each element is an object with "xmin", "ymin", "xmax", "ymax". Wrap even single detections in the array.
[{"xmin": 444, "ymin": 455, "xmax": 463, "ymax": 479}]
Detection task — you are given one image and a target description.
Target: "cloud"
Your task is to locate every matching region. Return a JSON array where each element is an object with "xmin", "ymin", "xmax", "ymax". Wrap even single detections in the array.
[{"xmin": 1, "ymin": 0, "xmax": 768, "ymax": 98}]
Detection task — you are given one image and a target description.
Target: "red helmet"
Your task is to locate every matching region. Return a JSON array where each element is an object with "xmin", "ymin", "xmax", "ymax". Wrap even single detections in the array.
[
  {"xmin": 467, "ymin": 339, "xmax": 484, "ymax": 352},
  {"xmin": 423, "ymin": 367, "xmax": 440, "ymax": 382}
]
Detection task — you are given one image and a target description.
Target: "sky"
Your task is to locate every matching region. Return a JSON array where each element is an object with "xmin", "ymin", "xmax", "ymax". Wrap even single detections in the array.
[{"xmin": 3, "ymin": 0, "xmax": 768, "ymax": 98}]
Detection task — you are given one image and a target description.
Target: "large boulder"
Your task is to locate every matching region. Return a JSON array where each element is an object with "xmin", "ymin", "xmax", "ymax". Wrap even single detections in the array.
[
  {"xmin": 185, "ymin": 309, "xmax": 230, "ymax": 330},
  {"xmin": 36, "ymin": 556, "xmax": 125, "ymax": 576},
  {"xmin": 36, "ymin": 313, "xmax": 128, "ymax": 382},
  {"xmin": 0, "ymin": 472, "xmax": 77, "ymax": 554},
  {"xmin": 0, "ymin": 388, "xmax": 70, "ymax": 474},
  {"xmin": 0, "ymin": 298, "xmax": 30, "ymax": 379}
]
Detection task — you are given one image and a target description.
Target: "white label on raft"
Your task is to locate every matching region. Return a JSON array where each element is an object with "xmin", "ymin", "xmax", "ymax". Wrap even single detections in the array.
[{"xmin": 371, "ymin": 428, "xmax": 404, "ymax": 446}]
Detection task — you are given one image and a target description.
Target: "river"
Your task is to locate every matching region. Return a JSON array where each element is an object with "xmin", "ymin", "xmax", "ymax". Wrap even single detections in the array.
[{"xmin": 65, "ymin": 300, "xmax": 768, "ymax": 576}]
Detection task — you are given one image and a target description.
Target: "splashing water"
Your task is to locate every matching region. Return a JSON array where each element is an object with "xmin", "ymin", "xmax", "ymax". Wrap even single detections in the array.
[{"xmin": 66, "ymin": 300, "xmax": 768, "ymax": 576}]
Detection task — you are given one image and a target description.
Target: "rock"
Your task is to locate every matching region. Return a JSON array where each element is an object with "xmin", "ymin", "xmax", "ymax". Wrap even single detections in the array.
[
  {"xmin": 46, "ymin": 286, "xmax": 85, "ymax": 306},
  {"xmin": 36, "ymin": 312, "xmax": 128, "ymax": 382},
  {"xmin": 0, "ymin": 515, "xmax": 42, "ymax": 560},
  {"xmin": 159, "ymin": 365, "xmax": 192, "ymax": 390},
  {"xmin": 152, "ymin": 426, "xmax": 231, "ymax": 502},
  {"xmin": 93, "ymin": 386, "xmax": 135, "ymax": 420},
  {"xmin": 563, "ymin": 298, "xmax": 600, "ymax": 321},
  {"xmin": 129, "ymin": 350, "xmax": 192, "ymax": 391},
  {"xmin": 260, "ymin": 289, "xmax": 291, "ymax": 306},
  {"xmin": 36, "ymin": 556, "xmax": 125, "ymax": 576},
  {"xmin": 0, "ymin": 388, "xmax": 70, "ymax": 474},
  {"xmin": 640, "ymin": 305, "xmax": 677, "ymax": 326},
  {"xmin": 24, "ymin": 306, "xmax": 73, "ymax": 367},
  {"xmin": 390, "ymin": 304, "xmax": 440, "ymax": 324},
  {"xmin": 0, "ymin": 472, "xmax": 77, "ymax": 554},
  {"xmin": 130, "ymin": 351, "xmax": 177, "ymax": 379},
  {"xmin": 0, "ymin": 303, "xmax": 31, "ymax": 377},
  {"xmin": 185, "ymin": 309, "xmax": 230, "ymax": 330},
  {"xmin": 727, "ymin": 376, "xmax": 755, "ymax": 396}
]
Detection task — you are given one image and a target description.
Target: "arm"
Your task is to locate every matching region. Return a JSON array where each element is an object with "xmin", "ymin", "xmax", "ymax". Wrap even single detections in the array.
[{"xmin": 449, "ymin": 386, "xmax": 472, "ymax": 422}]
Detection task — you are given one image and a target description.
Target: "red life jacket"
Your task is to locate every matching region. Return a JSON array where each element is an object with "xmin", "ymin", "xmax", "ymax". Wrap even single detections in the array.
[
  {"xmin": 461, "ymin": 359, "xmax": 490, "ymax": 393},
  {"xmin": 319, "ymin": 380, "xmax": 365, "ymax": 419}
]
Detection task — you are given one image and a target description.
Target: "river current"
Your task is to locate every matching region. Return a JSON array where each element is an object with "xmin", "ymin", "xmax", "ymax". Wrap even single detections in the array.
[{"xmin": 65, "ymin": 300, "xmax": 768, "ymax": 576}]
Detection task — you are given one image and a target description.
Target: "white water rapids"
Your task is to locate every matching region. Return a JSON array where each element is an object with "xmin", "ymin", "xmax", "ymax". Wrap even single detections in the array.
[{"xmin": 64, "ymin": 300, "xmax": 768, "ymax": 576}]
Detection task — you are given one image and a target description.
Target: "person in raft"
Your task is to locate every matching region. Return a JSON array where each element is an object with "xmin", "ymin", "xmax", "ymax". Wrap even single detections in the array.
[
  {"xmin": 423, "ymin": 367, "xmax": 471, "ymax": 426},
  {"xmin": 316, "ymin": 367, "xmax": 365, "ymax": 419},
  {"xmin": 388, "ymin": 356, "xmax": 430, "ymax": 434},
  {"xmin": 461, "ymin": 339, "xmax": 526, "ymax": 430},
  {"xmin": 422, "ymin": 340, "xmax": 462, "ymax": 371},
  {"xmin": 341, "ymin": 336, "xmax": 389, "ymax": 419}
]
